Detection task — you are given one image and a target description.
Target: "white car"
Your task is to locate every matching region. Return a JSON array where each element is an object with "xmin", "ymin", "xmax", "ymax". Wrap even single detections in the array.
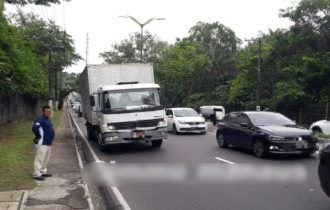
[
  {"xmin": 310, "ymin": 119, "xmax": 330, "ymax": 135},
  {"xmin": 166, "ymin": 108, "xmax": 206, "ymax": 134}
]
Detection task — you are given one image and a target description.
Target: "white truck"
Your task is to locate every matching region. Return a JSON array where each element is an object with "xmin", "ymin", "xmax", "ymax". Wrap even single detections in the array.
[{"xmin": 80, "ymin": 63, "xmax": 167, "ymax": 150}]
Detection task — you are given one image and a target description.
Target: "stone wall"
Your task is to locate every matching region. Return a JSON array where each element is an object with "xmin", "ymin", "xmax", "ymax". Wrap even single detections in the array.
[{"xmin": 0, "ymin": 94, "xmax": 47, "ymax": 124}]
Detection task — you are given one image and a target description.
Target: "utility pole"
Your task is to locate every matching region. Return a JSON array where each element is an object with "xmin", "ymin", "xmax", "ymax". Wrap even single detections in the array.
[
  {"xmin": 256, "ymin": 38, "xmax": 261, "ymax": 111},
  {"xmin": 85, "ymin": 33, "xmax": 89, "ymax": 66},
  {"xmin": 119, "ymin": 16, "xmax": 165, "ymax": 63}
]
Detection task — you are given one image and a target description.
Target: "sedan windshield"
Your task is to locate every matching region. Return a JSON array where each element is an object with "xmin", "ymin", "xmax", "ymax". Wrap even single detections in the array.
[
  {"xmin": 103, "ymin": 88, "xmax": 161, "ymax": 111},
  {"xmin": 174, "ymin": 109, "xmax": 199, "ymax": 117},
  {"xmin": 247, "ymin": 112, "xmax": 295, "ymax": 126}
]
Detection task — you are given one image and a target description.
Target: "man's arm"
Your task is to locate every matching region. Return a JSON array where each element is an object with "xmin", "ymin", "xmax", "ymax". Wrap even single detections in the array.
[{"xmin": 32, "ymin": 120, "xmax": 41, "ymax": 139}]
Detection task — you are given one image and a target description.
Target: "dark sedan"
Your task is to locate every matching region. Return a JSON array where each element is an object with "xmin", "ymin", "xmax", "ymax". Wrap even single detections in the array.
[
  {"xmin": 319, "ymin": 143, "xmax": 330, "ymax": 197},
  {"xmin": 216, "ymin": 111, "xmax": 317, "ymax": 158}
]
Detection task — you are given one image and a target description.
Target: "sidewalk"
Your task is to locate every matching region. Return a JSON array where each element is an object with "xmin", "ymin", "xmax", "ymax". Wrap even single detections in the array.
[{"xmin": 0, "ymin": 107, "xmax": 90, "ymax": 210}]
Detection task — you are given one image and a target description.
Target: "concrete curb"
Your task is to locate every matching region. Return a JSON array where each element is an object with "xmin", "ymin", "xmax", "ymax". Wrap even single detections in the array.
[{"xmin": 66, "ymin": 103, "xmax": 125, "ymax": 210}]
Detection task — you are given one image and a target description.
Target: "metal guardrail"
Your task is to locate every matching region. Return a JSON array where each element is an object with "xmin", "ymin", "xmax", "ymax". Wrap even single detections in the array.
[{"xmin": 66, "ymin": 102, "xmax": 124, "ymax": 210}]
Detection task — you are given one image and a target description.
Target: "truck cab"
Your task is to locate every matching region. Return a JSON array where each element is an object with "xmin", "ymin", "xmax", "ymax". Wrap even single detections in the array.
[{"xmin": 89, "ymin": 83, "xmax": 167, "ymax": 149}]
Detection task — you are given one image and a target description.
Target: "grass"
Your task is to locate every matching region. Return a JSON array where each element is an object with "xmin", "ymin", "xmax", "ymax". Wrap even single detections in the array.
[{"xmin": 0, "ymin": 109, "xmax": 62, "ymax": 191}]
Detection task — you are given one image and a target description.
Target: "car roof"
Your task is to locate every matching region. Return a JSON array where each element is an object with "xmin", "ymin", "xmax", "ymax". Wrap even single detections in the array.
[
  {"xmin": 230, "ymin": 111, "xmax": 280, "ymax": 115},
  {"xmin": 168, "ymin": 107, "xmax": 195, "ymax": 111}
]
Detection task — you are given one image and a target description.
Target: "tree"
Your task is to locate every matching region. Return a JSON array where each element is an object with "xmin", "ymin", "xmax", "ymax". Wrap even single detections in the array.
[
  {"xmin": 100, "ymin": 32, "xmax": 169, "ymax": 64},
  {"xmin": 0, "ymin": 17, "xmax": 47, "ymax": 96},
  {"xmin": 157, "ymin": 41, "xmax": 212, "ymax": 106},
  {"xmin": 8, "ymin": 12, "xmax": 81, "ymax": 99},
  {"xmin": 188, "ymin": 21, "xmax": 241, "ymax": 88},
  {"xmin": 5, "ymin": 0, "xmax": 69, "ymax": 6}
]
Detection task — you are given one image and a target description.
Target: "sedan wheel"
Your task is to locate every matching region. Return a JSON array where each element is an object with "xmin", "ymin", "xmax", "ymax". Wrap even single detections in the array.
[
  {"xmin": 253, "ymin": 140, "xmax": 267, "ymax": 158},
  {"xmin": 217, "ymin": 133, "xmax": 228, "ymax": 148},
  {"xmin": 173, "ymin": 124, "xmax": 179, "ymax": 135}
]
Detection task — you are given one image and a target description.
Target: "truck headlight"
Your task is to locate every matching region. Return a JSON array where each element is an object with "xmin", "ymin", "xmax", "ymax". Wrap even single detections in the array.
[
  {"xmin": 158, "ymin": 120, "xmax": 167, "ymax": 127},
  {"xmin": 107, "ymin": 125, "xmax": 115, "ymax": 130},
  {"xmin": 269, "ymin": 135, "xmax": 285, "ymax": 141}
]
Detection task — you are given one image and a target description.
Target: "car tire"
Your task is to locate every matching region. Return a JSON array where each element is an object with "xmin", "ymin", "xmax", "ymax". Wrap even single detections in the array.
[
  {"xmin": 319, "ymin": 146, "xmax": 330, "ymax": 197},
  {"xmin": 151, "ymin": 139, "xmax": 163, "ymax": 148},
  {"xmin": 253, "ymin": 140, "xmax": 267, "ymax": 158},
  {"xmin": 312, "ymin": 127, "xmax": 322, "ymax": 135},
  {"xmin": 217, "ymin": 133, "xmax": 228, "ymax": 148},
  {"xmin": 173, "ymin": 124, "xmax": 179, "ymax": 135}
]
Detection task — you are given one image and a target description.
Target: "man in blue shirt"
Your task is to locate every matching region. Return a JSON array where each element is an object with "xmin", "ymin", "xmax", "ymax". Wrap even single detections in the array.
[{"xmin": 32, "ymin": 105, "xmax": 55, "ymax": 181}]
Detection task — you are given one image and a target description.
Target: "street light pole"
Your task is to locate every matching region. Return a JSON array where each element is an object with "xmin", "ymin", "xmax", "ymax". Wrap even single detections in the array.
[
  {"xmin": 119, "ymin": 16, "xmax": 165, "ymax": 62},
  {"xmin": 245, "ymin": 38, "xmax": 262, "ymax": 111},
  {"xmin": 257, "ymin": 38, "xmax": 261, "ymax": 111}
]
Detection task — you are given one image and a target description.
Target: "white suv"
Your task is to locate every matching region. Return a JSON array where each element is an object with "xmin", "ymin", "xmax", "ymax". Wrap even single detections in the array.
[
  {"xmin": 165, "ymin": 108, "xmax": 206, "ymax": 134},
  {"xmin": 310, "ymin": 119, "xmax": 330, "ymax": 135}
]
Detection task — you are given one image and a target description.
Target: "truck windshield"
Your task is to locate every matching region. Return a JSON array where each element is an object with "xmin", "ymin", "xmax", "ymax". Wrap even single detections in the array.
[{"xmin": 103, "ymin": 88, "xmax": 161, "ymax": 112}]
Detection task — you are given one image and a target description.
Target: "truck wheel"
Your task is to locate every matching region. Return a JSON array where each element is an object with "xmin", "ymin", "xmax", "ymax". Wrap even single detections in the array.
[
  {"xmin": 86, "ymin": 124, "xmax": 97, "ymax": 141},
  {"xmin": 151, "ymin": 139, "xmax": 163, "ymax": 148},
  {"xmin": 97, "ymin": 134, "xmax": 107, "ymax": 151}
]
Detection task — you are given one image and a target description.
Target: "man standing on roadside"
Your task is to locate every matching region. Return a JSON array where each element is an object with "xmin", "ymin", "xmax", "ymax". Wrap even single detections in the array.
[{"xmin": 32, "ymin": 105, "xmax": 55, "ymax": 181}]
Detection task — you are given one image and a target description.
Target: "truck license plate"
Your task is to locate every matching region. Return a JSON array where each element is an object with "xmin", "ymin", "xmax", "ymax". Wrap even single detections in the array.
[{"xmin": 132, "ymin": 131, "xmax": 145, "ymax": 139}]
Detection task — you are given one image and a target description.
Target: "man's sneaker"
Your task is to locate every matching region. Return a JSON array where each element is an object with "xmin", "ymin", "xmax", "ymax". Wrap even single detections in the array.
[
  {"xmin": 42, "ymin": 174, "xmax": 52, "ymax": 177},
  {"xmin": 33, "ymin": 176, "xmax": 45, "ymax": 181}
]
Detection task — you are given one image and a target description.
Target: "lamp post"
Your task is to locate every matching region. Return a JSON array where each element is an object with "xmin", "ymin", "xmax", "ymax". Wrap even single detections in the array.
[
  {"xmin": 245, "ymin": 38, "xmax": 262, "ymax": 111},
  {"xmin": 119, "ymin": 16, "xmax": 164, "ymax": 62}
]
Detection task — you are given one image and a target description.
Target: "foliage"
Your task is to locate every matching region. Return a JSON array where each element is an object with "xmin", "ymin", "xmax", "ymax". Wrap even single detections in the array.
[
  {"xmin": 0, "ymin": 17, "xmax": 47, "ymax": 96},
  {"xmin": 100, "ymin": 32, "xmax": 169, "ymax": 64},
  {"xmin": 5, "ymin": 0, "xmax": 69, "ymax": 6},
  {"xmin": 156, "ymin": 41, "xmax": 212, "ymax": 106},
  {"xmin": 188, "ymin": 21, "xmax": 240, "ymax": 90}
]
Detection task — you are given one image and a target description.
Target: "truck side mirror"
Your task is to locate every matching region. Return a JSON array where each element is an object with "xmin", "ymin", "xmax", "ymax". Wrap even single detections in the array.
[{"xmin": 90, "ymin": 95, "xmax": 95, "ymax": 106}]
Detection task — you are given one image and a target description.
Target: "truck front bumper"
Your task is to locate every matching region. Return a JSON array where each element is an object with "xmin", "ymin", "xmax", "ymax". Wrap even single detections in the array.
[{"xmin": 101, "ymin": 127, "xmax": 168, "ymax": 145}]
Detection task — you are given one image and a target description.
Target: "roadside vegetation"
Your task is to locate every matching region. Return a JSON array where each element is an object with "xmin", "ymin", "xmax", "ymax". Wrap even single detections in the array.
[
  {"xmin": 100, "ymin": 0, "xmax": 330, "ymax": 124},
  {"xmin": 0, "ymin": 110, "xmax": 62, "ymax": 191}
]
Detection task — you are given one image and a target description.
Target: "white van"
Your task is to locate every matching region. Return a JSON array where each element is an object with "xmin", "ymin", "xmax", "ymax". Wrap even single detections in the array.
[{"xmin": 199, "ymin": 106, "xmax": 225, "ymax": 121}]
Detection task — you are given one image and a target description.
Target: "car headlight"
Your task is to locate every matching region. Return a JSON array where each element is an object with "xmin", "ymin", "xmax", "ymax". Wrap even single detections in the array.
[
  {"xmin": 107, "ymin": 125, "xmax": 115, "ymax": 130},
  {"xmin": 157, "ymin": 120, "xmax": 167, "ymax": 127},
  {"xmin": 269, "ymin": 135, "xmax": 286, "ymax": 141},
  {"xmin": 178, "ymin": 120, "xmax": 187, "ymax": 124}
]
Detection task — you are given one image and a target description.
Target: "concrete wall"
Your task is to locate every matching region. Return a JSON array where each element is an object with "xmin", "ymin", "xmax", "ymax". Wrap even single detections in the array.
[{"xmin": 0, "ymin": 94, "xmax": 47, "ymax": 124}]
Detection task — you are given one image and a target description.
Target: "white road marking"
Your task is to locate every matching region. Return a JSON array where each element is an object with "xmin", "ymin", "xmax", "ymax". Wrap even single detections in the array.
[
  {"xmin": 215, "ymin": 157, "xmax": 235, "ymax": 165},
  {"xmin": 112, "ymin": 186, "xmax": 132, "ymax": 210}
]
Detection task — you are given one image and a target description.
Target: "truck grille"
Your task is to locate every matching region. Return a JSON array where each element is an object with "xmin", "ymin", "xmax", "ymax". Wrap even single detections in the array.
[{"xmin": 110, "ymin": 119, "xmax": 160, "ymax": 130}]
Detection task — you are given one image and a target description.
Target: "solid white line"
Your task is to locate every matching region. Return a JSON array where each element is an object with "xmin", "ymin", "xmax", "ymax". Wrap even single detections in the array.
[
  {"xmin": 68, "ymin": 104, "xmax": 130, "ymax": 210},
  {"xmin": 111, "ymin": 186, "xmax": 132, "ymax": 210},
  {"xmin": 66, "ymin": 103, "xmax": 94, "ymax": 210},
  {"xmin": 215, "ymin": 157, "xmax": 235, "ymax": 165},
  {"xmin": 68, "ymin": 108, "xmax": 101, "ymax": 162}
]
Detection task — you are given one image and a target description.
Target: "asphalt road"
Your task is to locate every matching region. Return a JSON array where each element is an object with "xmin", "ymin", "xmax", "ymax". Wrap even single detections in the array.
[{"xmin": 73, "ymin": 115, "xmax": 330, "ymax": 210}]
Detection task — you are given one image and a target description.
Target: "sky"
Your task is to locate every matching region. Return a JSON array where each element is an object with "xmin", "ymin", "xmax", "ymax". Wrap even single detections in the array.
[{"xmin": 5, "ymin": 0, "xmax": 299, "ymax": 74}]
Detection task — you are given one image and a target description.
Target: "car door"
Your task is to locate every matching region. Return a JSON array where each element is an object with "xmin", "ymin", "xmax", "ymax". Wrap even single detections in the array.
[
  {"xmin": 222, "ymin": 113, "xmax": 241, "ymax": 146},
  {"xmin": 235, "ymin": 114, "xmax": 255, "ymax": 149}
]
